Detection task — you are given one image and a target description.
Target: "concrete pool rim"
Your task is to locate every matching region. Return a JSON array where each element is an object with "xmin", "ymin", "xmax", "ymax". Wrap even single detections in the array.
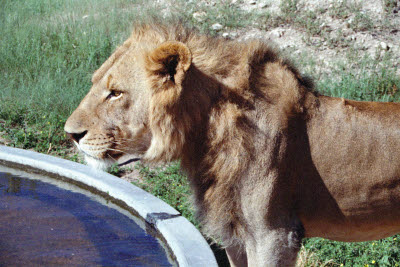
[{"xmin": 0, "ymin": 145, "xmax": 217, "ymax": 267}]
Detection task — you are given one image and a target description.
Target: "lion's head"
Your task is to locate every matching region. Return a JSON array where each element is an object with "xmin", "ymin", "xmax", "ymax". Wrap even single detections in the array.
[{"xmin": 64, "ymin": 24, "xmax": 207, "ymax": 169}]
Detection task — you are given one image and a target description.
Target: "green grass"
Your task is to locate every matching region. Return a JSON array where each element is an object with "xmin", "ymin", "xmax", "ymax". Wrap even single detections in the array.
[
  {"xmin": 303, "ymin": 236, "xmax": 400, "ymax": 266},
  {"xmin": 133, "ymin": 162, "xmax": 197, "ymax": 226},
  {"xmin": 1, "ymin": 0, "xmax": 400, "ymax": 265},
  {"xmin": 317, "ymin": 55, "xmax": 400, "ymax": 102},
  {"xmin": 319, "ymin": 68, "xmax": 400, "ymax": 102}
]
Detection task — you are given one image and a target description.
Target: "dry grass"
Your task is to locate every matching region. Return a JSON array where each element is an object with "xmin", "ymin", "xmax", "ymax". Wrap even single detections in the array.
[{"xmin": 296, "ymin": 246, "xmax": 337, "ymax": 267}]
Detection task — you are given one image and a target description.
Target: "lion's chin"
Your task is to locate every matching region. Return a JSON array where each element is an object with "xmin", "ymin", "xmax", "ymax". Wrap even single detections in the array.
[{"xmin": 84, "ymin": 155, "xmax": 115, "ymax": 171}]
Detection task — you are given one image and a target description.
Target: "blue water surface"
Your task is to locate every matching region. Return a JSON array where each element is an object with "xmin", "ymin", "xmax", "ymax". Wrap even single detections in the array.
[{"xmin": 0, "ymin": 170, "xmax": 172, "ymax": 266}]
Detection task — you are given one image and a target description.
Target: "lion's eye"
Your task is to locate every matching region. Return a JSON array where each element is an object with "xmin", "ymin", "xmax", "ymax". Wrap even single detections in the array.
[{"xmin": 106, "ymin": 90, "xmax": 123, "ymax": 100}]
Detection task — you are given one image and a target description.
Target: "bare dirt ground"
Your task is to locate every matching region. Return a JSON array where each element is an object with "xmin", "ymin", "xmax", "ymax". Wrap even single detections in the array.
[
  {"xmin": 234, "ymin": 0, "xmax": 400, "ymax": 78},
  {"xmin": 157, "ymin": 0, "xmax": 400, "ymax": 79}
]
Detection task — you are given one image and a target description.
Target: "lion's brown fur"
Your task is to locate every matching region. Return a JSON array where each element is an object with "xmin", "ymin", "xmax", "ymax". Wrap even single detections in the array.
[
  {"xmin": 124, "ymin": 23, "xmax": 316, "ymax": 246},
  {"xmin": 65, "ymin": 22, "xmax": 400, "ymax": 266}
]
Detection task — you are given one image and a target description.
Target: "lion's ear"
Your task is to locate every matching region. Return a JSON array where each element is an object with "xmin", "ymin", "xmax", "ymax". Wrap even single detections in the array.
[
  {"xmin": 146, "ymin": 41, "xmax": 192, "ymax": 88},
  {"xmin": 144, "ymin": 41, "xmax": 192, "ymax": 163}
]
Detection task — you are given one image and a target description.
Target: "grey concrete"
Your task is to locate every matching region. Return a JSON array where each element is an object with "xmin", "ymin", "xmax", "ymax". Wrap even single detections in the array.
[{"xmin": 0, "ymin": 145, "xmax": 217, "ymax": 267}]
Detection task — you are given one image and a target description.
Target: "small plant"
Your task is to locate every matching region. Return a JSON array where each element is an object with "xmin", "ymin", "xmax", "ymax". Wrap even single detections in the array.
[
  {"xmin": 107, "ymin": 163, "xmax": 122, "ymax": 176},
  {"xmin": 280, "ymin": 0, "xmax": 299, "ymax": 20},
  {"xmin": 382, "ymin": 0, "xmax": 398, "ymax": 13},
  {"xmin": 295, "ymin": 10, "xmax": 323, "ymax": 36},
  {"xmin": 329, "ymin": 0, "xmax": 353, "ymax": 19},
  {"xmin": 348, "ymin": 12, "xmax": 374, "ymax": 32},
  {"xmin": 106, "ymin": 163, "xmax": 132, "ymax": 176},
  {"xmin": 66, "ymin": 153, "xmax": 81, "ymax": 163}
]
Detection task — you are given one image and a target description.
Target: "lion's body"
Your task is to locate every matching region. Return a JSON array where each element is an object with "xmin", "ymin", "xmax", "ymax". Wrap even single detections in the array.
[
  {"xmin": 301, "ymin": 97, "xmax": 400, "ymax": 241},
  {"xmin": 65, "ymin": 23, "xmax": 400, "ymax": 266}
]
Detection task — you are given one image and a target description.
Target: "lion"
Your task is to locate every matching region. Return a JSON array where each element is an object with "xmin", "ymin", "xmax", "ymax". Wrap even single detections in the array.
[{"xmin": 64, "ymin": 23, "xmax": 400, "ymax": 266}]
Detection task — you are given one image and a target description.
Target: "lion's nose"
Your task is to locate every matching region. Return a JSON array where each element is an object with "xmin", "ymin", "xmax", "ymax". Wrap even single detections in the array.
[{"xmin": 66, "ymin": 130, "xmax": 88, "ymax": 143}]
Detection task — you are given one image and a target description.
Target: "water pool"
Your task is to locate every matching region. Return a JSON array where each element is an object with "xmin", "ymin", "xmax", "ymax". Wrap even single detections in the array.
[
  {"xmin": 0, "ymin": 146, "xmax": 217, "ymax": 267},
  {"xmin": 0, "ymin": 166, "xmax": 173, "ymax": 266}
]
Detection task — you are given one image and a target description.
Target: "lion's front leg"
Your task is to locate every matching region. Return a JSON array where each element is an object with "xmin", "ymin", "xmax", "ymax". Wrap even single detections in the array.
[
  {"xmin": 244, "ymin": 224, "xmax": 304, "ymax": 267},
  {"xmin": 226, "ymin": 243, "xmax": 248, "ymax": 267}
]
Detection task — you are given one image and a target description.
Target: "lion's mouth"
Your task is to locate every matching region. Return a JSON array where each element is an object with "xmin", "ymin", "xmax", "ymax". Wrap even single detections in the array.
[
  {"xmin": 75, "ymin": 141, "xmax": 141, "ymax": 165},
  {"xmin": 73, "ymin": 141, "xmax": 110, "ymax": 160},
  {"xmin": 68, "ymin": 132, "xmax": 145, "ymax": 169},
  {"xmin": 81, "ymin": 147, "xmax": 140, "ymax": 170}
]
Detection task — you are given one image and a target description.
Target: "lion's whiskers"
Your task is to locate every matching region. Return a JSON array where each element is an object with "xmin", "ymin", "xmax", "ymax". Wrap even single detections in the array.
[
  {"xmin": 108, "ymin": 142, "xmax": 148, "ymax": 155},
  {"xmin": 112, "ymin": 138, "xmax": 142, "ymax": 143}
]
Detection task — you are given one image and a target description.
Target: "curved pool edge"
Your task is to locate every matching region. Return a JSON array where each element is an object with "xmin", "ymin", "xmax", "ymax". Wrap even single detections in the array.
[{"xmin": 0, "ymin": 145, "xmax": 217, "ymax": 267}]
